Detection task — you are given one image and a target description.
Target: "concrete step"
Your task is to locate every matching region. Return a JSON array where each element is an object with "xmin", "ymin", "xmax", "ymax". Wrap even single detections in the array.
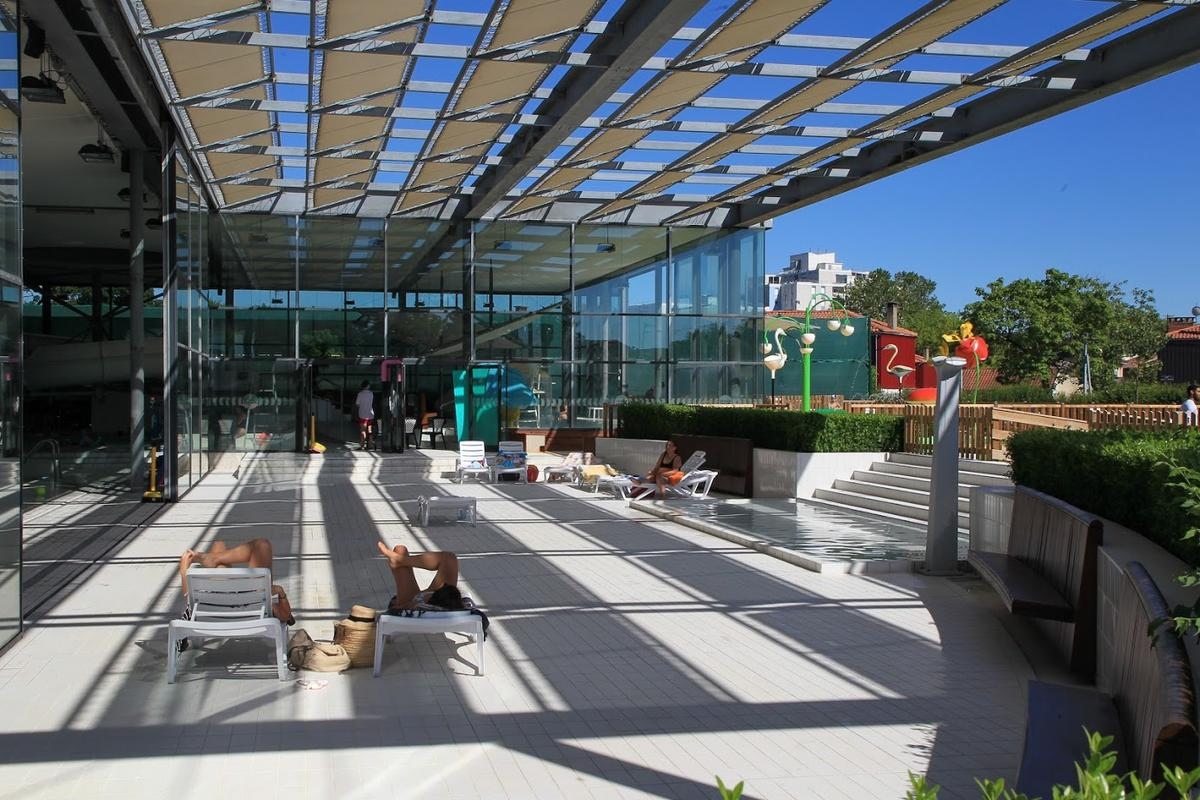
[
  {"xmin": 832, "ymin": 478, "xmax": 970, "ymax": 513},
  {"xmin": 868, "ymin": 460, "xmax": 1012, "ymax": 487},
  {"xmin": 811, "ymin": 486, "xmax": 970, "ymax": 529},
  {"xmin": 887, "ymin": 451, "xmax": 1012, "ymax": 478},
  {"xmin": 851, "ymin": 470, "xmax": 980, "ymax": 500}
]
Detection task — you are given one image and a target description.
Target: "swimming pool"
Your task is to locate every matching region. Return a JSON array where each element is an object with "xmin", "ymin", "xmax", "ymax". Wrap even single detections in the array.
[{"xmin": 633, "ymin": 497, "xmax": 970, "ymax": 573}]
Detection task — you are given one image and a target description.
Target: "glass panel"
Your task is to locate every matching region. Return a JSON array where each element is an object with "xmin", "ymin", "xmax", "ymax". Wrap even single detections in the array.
[{"xmin": 0, "ymin": 2, "xmax": 17, "ymax": 649}]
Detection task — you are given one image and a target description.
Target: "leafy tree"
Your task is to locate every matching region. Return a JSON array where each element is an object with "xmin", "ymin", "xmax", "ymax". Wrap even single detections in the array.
[
  {"xmin": 903, "ymin": 306, "xmax": 963, "ymax": 354},
  {"xmin": 963, "ymin": 269, "xmax": 1166, "ymax": 389},
  {"xmin": 843, "ymin": 269, "xmax": 954, "ymax": 351}
]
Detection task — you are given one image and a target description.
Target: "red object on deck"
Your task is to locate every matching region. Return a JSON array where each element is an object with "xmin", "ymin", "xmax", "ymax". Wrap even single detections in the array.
[
  {"xmin": 906, "ymin": 388, "xmax": 937, "ymax": 404},
  {"xmin": 527, "ymin": 464, "xmax": 539, "ymax": 482}
]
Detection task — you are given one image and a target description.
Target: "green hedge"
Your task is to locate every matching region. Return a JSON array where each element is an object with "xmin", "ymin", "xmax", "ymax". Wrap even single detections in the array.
[
  {"xmin": 1008, "ymin": 428, "xmax": 1200, "ymax": 564},
  {"xmin": 619, "ymin": 403, "xmax": 903, "ymax": 453}
]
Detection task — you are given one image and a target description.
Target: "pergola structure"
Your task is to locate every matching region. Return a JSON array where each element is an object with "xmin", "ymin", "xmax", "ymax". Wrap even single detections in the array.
[{"xmin": 116, "ymin": 0, "xmax": 1200, "ymax": 229}]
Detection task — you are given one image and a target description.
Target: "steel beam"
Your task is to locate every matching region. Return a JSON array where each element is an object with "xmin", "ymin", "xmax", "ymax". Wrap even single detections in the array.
[{"xmin": 730, "ymin": 6, "xmax": 1200, "ymax": 227}]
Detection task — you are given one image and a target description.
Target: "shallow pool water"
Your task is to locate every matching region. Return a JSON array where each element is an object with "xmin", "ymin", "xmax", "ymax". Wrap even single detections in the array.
[{"xmin": 674, "ymin": 498, "xmax": 969, "ymax": 563}]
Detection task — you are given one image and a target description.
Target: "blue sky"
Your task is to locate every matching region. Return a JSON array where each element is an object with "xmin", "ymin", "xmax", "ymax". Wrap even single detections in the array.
[{"xmin": 764, "ymin": 62, "xmax": 1200, "ymax": 318}]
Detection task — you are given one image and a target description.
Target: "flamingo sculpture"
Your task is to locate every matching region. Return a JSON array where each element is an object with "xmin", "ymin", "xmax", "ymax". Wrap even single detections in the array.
[
  {"xmin": 763, "ymin": 327, "xmax": 789, "ymax": 378},
  {"xmin": 763, "ymin": 327, "xmax": 791, "ymax": 403},
  {"xmin": 881, "ymin": 343, "xmax": 915, "ymax": 390}
]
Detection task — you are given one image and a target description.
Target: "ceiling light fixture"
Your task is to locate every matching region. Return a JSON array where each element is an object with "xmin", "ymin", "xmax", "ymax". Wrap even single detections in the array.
[
  {"xmin": 79, "ymin": 125, "xmax": 116, "ymax": 164},
  {"xmin": 595, "ymin": 225, "xmax": 616, "ymax": 253},
  {"xmin": 20, "ymin": 73, "xmax": 65, "ymax": 104}
]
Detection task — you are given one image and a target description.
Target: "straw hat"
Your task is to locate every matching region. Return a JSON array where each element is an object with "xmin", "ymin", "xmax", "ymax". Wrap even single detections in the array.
[{"xmin": 333, "ymin": 604, "xmax": 379, "ymax": 668}]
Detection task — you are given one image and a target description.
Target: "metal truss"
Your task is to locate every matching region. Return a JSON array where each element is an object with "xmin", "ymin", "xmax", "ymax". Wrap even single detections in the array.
[{"xmin": 114, "ymin": 0, "xmax": 1199, "ymax": 228}]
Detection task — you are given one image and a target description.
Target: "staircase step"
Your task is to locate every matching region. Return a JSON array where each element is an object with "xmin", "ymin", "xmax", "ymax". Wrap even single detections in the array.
[
  {"xmin": 887, "ymin": 451, "xmax": 1012, "ymax": 478},
  {"xmin": 832, "ymin": 479, "xmax": 969, "ymax": 513},
  {"xmin": 869, "ymin": 460, "xmax": 1011, "ymax": 487},
  {"xmin": 850, "ymin": 470, "xmax": 981, "ymax": 499},
  {"xmin": 810, "ymin": 487, "xmax": 970, "ymax": 528}
]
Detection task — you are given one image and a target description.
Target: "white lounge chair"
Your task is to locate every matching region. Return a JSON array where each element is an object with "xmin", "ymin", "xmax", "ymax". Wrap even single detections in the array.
[
  {"xmin": 456, "ymin": 441, "xmax": 491, "ymax": 483},
  {"xmin": 630, "ymin": 450, "xmax": 710, "ymax": 500},
  {"xmin": 666, "ymin": 468, "xmax": 719, "ymax": 499},
  {"xmin": 491, "ymin": 440, "xmax": 528, "ymax": 483},
  {"xmin": 373, "ymin": 609, "xmax": 485, "ymax": 676},
  {"xmin": 543, "ymin": 452, "xmax": 584, "ymax": 484},
  {"xmin": 167, "ymin": 567, "xmax": 288, "ymax": 683}
]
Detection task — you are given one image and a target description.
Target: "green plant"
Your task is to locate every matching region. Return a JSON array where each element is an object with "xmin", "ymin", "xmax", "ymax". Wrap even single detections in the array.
[
  {"xmin": 715, "ymin": 775, "xmax": 744, "ymax": 799},
  {"xmin": 907, "ymin": 730, "xmax": 1200, "ymax": 799},
  {"xmin": 619, "ymin": 403, "xmax": 903, "ymax": 453},
  {"xmin": 1156, "ymin": 459, "xmax": 1200, "ymax": 639},
  {"xmin": 1008, "ymin": 428, "xmax": 1200, "ymax": 565}
]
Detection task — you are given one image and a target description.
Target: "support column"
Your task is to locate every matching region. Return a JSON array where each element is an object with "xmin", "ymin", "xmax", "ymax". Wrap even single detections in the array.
[
  {"xmin": 128, "ymin": 149, "xmax": 146, "ymax": 492},
  {"xmin": 925, "ymin": 356, "xmax": 968, "ymax": 574},
  {"xmin": 161, "ymin": 141, "xmax": 179, "ymax": 500},
  {"xmin": 665, "ymin": 227, "xmax": 673, "ymax": 403},
  {"xmin": 564, "ymin": 224, "xmax": 576, "ymax": 427}
]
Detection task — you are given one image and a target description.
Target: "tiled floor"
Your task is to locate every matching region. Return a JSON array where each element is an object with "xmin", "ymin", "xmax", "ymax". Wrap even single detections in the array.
[{"xmin": 0, "ymin": 451, "xmax": 1031, "ymax": 799}]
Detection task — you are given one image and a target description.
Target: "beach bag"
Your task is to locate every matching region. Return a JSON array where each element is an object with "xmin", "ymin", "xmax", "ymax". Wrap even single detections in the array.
[
  {"xmin": 287, "ymin": 629, "xmax": 351, "ymax": 672},
  {"xmin": 333, "ymin": 604, "xmax": 378, "ymax": 668},
  {"xmin": 664, "ymin": 470, "xmax": 686, "ymax": 485}
]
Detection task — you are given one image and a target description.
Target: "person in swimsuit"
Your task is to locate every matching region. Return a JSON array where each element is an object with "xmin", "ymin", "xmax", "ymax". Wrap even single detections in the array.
[
  {"xmin": 639, "ymin": 440, "xmax": 682, "ymax": 499},
  {"xmin": 376, "ymin": 541, "xmax": 465, "ymax": 611},
  {"xmin": 178, "ymin": 538, "xmax": 295, "ymax": 625}
]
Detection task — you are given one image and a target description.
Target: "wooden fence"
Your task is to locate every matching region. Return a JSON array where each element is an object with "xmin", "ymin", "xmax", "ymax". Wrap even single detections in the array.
[{"xmin": 846, "ymin": 402, "xmax": 1183, "ymax": 460}]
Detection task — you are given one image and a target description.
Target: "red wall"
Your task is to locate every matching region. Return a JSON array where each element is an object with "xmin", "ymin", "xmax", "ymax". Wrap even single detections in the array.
[{"xmin": 876, "ymin": 333, "xmax": 918, "ymax": 390}]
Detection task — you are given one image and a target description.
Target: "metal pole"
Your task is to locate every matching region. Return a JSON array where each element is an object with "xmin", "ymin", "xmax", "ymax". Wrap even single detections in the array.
[
  {"xmin": 129, "ymin": 149, "xmax": 146, "ymax": 491},
  {"xmin": 925, "ymin": 356, "xmax": 967, "ymax": 574}
]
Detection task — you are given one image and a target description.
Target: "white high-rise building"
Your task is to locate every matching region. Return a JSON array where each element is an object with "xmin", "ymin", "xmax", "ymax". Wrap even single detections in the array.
[{"xmin": 765, "ymin": 251, "xmax": 872, "ymax": 311}]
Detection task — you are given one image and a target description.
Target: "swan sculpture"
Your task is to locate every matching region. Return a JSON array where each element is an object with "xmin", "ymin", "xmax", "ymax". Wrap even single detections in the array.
[
  {"xmin": 763, "ymin": 327, "xmax": 790, "ymax": 378},
  {"xmin": 881, "ymin": 343, "xmax": 915, "ymax": 388}
]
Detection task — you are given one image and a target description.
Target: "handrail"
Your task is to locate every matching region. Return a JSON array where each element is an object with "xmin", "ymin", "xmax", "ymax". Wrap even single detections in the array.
[{"xmin": 24, "ymin": 438, "xmax": 62, "ymax": 485}]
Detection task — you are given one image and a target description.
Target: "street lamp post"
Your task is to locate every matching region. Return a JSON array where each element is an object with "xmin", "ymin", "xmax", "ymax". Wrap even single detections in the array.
[{"xmin": 799, "ymin": 292, "xmax": 856, "ymax": 412}]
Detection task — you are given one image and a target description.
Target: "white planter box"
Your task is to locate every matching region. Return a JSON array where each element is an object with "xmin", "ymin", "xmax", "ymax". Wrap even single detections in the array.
[
  {"xmin": 595, "ymin": 438, "xmax": 666, "ymax": 475},
  {"xmin": 753, "ymin": 449, "xmax": 887, "ymax": 499}
]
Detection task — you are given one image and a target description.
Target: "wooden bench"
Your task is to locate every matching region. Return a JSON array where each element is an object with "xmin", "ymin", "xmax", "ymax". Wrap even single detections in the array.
[
  {"xmin": 968, "ymin": 485, "xmax": 1102, "ymax": 677},
  {"xmin": 1015, "ymin": 561, "xmax": 1197, "ymax": 795},
  {"xmin": 672, "ymin": 434, "xmax": 753, "ymax": 497}
]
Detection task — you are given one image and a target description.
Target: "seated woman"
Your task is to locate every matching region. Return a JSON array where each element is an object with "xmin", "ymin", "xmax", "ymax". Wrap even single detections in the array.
[
  {"xmin": 178, "ymin": 537, "xmax": 294, "ymax": 625},
  {"xmin": 636, "ymin": 440, "xmax": 682, "ymax": 499},
  {"xmin": 376, "ymin": 541, "xmax": 465, "ymax": 611}
]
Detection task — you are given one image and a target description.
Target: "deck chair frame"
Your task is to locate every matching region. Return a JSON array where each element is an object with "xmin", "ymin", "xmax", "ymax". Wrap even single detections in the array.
[
  {"xmin": 630, "ymin": 450, "xmax": 708, "ymax": 499},
  {"xmin": 456, "ymin": 440, "xmax": 491, "ymax": 483},
  {"xmin": 373, "ymin": 611, "xmax": 485, "ymax": 676},
  {"xmin": 491, "ymin": 440, "xmax": 528, "ymax": 483},
  {"xmin": 167, "ymin": 567, "xmax": 288, "ymax": 683},
  {"xmin": 543, "ymin": 452, "xmax": 584, "ymax": 484}
]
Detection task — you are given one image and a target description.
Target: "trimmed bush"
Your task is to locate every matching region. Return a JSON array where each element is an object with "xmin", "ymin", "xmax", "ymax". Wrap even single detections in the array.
[
  {"xmin": 619, "ymin": 403, "xmax": 903, "ymax": 453},
  {"xmin": 1008, "ymin": 427, "xmax": 1200, "ymax": 565}
]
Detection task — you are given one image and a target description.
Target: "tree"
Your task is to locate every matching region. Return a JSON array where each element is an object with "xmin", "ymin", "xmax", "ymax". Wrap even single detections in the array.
[
  {"xmin": 843, "ymin": 269, "xmax": 952, "ymax": 351},
  {"xmin": 962, "ymin": 268, "xmax": 1167, "ymax": 389}
]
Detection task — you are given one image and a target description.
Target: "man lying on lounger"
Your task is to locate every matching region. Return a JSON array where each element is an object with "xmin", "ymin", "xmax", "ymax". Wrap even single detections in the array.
[
  {"xmin": 178, "ymin": 537, "xmax": 295, "ymax": 625},
  {"xmin": 376, "ymin": 541, "xmax": 465, "ymax": 610}
]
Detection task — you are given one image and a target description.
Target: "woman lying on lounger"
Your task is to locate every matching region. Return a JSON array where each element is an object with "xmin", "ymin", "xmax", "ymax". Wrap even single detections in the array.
[
  {"xmin": 376, "ymin": 541, "xmax": 465, "ymax": 610},
  {"xmin": 178, "ymin": 537, "xmax": 295, "ymax": 625}
]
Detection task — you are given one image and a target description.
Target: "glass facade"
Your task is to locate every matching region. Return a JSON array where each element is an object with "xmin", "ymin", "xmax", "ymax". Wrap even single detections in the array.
[
  {"xmin": 186, "ymin": 216, "xmax": 765, "ymax": 446},
  {"xmin": 0, "ymin": 2, "xmax": 19, "ymax": 651}
]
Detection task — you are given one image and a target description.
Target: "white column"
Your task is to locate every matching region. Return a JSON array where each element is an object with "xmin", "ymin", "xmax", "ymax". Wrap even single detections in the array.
[{"xmin": 925, "ymin": 356, "xmax": 967, "ymax": 574}]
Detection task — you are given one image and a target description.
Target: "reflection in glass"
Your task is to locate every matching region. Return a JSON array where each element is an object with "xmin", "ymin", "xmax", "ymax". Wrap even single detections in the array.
[{"xmin": 0, "ymin": 3, "xmax": 19, "ymax": 650}]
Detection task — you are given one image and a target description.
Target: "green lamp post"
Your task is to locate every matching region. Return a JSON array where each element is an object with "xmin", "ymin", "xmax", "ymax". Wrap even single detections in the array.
[{"xmin": 799, "ymin": 292, "xmax": 856, "ymax": 412}]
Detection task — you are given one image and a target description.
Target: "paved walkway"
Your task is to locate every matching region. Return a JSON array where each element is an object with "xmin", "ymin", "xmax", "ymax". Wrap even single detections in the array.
[{"xmin": 0, "ymin": 451, "xmax": 1031, "ymax": 799}]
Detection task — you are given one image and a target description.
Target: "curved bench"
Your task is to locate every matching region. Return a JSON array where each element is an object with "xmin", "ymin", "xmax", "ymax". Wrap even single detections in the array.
[{"xmin": 1016, "ymin": 561, "xmax": 1197, "ymax": 794}]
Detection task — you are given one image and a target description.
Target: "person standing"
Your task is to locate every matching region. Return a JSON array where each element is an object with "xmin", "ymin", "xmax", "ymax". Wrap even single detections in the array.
[
  {"xmin": 356, "ymin": 380, "xmax": 376, "ymax": 449},
  {"xmin": 1182, "ymin": 384, "xmax": 1199, "ymax": 426}
]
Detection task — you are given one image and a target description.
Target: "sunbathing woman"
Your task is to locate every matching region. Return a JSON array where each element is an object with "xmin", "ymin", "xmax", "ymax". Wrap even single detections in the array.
[
  {"xmin": 376, "ymin": 541, "xmax": 465, "ymax": 610},
  {"xmin": 178, "ymin": 537, "xmax": 295, "ymax": 625},
  {"xmin": 638, "ymin": 439, "xmax": 682, "ymax": 499}
]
